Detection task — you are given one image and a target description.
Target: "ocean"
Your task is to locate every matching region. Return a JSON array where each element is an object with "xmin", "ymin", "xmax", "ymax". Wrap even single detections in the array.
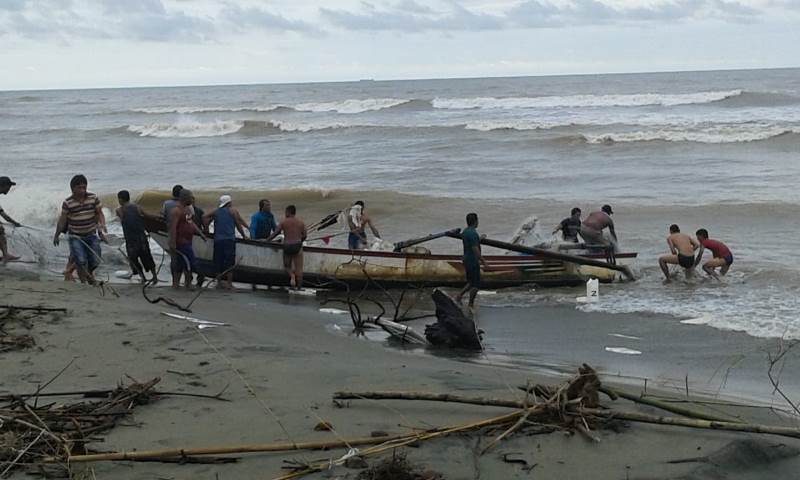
[{"xmin": 2, "ymin": 67, "xmax": 800, "ymax": 342}]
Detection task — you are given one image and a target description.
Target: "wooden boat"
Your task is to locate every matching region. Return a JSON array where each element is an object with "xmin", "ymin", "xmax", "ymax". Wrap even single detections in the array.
[{"xmin": 143, "ymin": 217, "xmax": 636, "ymax": 289}]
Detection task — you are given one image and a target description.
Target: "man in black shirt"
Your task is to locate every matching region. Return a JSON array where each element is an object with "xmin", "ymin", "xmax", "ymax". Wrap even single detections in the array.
[{"xmin": 553, "ymin": 207, "xmax": 582, "ymax": 243}]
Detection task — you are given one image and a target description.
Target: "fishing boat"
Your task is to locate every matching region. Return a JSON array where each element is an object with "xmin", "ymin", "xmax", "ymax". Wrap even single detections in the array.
[{"xmin": 142, "ymin": 216, "xmax": 636, "ymax": 289}]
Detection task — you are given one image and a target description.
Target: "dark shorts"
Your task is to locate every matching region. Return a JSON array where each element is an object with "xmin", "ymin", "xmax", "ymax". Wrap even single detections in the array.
[
  {"xmin": 723, "ymin": 254, "xmax": 734, "ymax": 266},
  {"xmin": 284, "ymin": 242, "xmax": 303, "ymax": 256},
  {"xmin": 171, "ymin": 243, "xmax": 196, "ymax": 274},
  {"xmin": 126, "ymin": 236, "xmax": 155, "ymax": 274},
  {"xmin": 678, "ymin": 254, "xmax": 695, "ymax": 269},
  {"xmin": 68, "ymin": 233, "xmax": 101, "ymax": 272},
  {"xmin": 348, "ymin": 232, "xmax": 363, "ymax": 250},
  {"xmin": 464, "ymin": 262, "xmax": 481, "ymax": 288},
  {"xmin": 213, "ymin": 239, "xmax": 236, "ymax": 273}
]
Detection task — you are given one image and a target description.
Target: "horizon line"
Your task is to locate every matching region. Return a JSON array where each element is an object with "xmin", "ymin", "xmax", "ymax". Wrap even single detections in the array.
[{"xmin": 2, "ymin": 64, "xmax": 799, "ymax": 93}]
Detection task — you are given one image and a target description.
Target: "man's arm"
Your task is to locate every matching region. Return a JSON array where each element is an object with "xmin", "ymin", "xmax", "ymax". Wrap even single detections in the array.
[
  {"xmin": 53, "ymin": 210, "xmax": 67, "ymax": 246},
  {"xmin": 0, "ymin": 209, "xmax": 21, "ymax": 227},
  {"xmin": 202, "ymin": 209, "xmax": 215, "ymax": 229},
  {"xmin": 552, "ymin": 223, "xmax": 563, "ymax": 235},
  {"xmin": 365, "ymin": 217, "xmax": 380, "ymax": 238},
  {"xmin": 608, "ymin": 221, "xmax": 617, "ymax": 242},
  {"xmin": 249, "ymin": 213, "xmax": 258, "ymax": 239},
  {"xmin": 667, "ymin": 237, "xmax": 676, "ymax": 255},
  {"xmin": 693, "ymin": 244, "xmax": 705, "ymax": 267},
  {"xmin": 301, "ymin": 222, "xmax": 307, "ymax": 241},
  {"xmin": 233, "ymin": 209, "xmax": 248, "ymax": 239},
  {"xmin": 472, "ymin": 245, "xmax": 488, "ymax": 268},
  {"xmin": 266, "ymin": 223, "xmax": 283, "ymax": 243}
]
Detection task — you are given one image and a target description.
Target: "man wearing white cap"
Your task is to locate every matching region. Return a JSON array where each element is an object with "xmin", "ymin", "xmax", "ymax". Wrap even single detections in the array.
[
  {"xmin": 203, "ymin": 195, "xmax": 248, "ymax": 289},
  {"xmin": 0, "ymin": 176, "xmax": 22, "ymax": 264}
]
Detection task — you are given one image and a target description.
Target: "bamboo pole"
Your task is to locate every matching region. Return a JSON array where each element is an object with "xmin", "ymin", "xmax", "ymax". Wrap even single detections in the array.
[
  {"xmin": 599, "ymin": 387, "xmax": 741, "ymax": 423},
  {"xmin": 333, "ymin": 390, "xmax": 525, "ymax": 409},
  {"xmin": 580, "ymin": 409, "xmax": 800, "ymax": 439},
  {"xmin": 65, "ymin": 408, "xmax": 529, "ymax": 464}
]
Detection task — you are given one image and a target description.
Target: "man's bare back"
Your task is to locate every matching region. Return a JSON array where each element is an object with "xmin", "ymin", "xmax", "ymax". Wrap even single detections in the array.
[
  {"xmin": 582, "ymin": 211, "xmax": 612, "ymax": 231},
  {"xmin": 668, "ymin": 232, "xmax": 697, "ymax": 256},
  {"xmin": 280, "ymin": 216, "xmax": 306, "ymax": 244}
]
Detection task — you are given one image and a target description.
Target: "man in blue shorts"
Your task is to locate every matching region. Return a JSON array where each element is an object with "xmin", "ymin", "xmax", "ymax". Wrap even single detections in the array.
[{"xmin": 204, "ymin": 195, "xmax": 249, "ymax": 289}]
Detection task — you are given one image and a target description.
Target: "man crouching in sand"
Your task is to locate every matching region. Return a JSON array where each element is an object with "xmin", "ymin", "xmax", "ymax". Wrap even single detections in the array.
[{"xmin": 659, "ymin": 224, "xmax": 700, "ymax": 283}]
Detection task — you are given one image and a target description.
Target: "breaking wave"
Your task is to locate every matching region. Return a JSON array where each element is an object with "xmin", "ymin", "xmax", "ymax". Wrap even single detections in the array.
[
  {"xmin": 433, "ymin": 90, "xmax": 743, "ymax": 109},
  {"xmin": 293, "ymin": 98, "xmax": 412, "ymax": 114},
  {"xmin": 127, "ymin": 119, "xmax": 247, "ymax": 138},
  {"xmin": 582, "ymin": 126, "xmax": 800, "ymax": 144}
]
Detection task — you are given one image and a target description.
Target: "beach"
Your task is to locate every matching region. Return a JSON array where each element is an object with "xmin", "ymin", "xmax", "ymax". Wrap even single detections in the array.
[{"xmin": 3, "ymin": 266, "xmax": 800, "ymax": 479}]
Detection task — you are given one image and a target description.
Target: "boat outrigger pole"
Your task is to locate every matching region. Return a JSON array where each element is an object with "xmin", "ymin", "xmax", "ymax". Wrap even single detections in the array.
[
  {"xmin": 444, "ymin": 230, "xmax": 636, "ymax": 281},
  {"xmin": 393, "ymin": 229, "xmax": 461, "ymax": 252}
]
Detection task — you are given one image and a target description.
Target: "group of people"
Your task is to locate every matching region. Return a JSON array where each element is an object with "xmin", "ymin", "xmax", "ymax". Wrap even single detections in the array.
[
  {"xmin": 658, "ymin": 225, "xmax": 733, "ymax": 282},
  {"xmin": 550, "ymin": 204, "xmax": 733, "ymax": 282},
  {"xmin": 553, "ymin": 204, "xmax": 618, "ymax": 250},
  {"xmin": 1, "ymin": 175, "xmax": 734, "ymax": 296},
  {"xmin": 157, "ymin": 185, "xmax": 307, "ymax": 290}
]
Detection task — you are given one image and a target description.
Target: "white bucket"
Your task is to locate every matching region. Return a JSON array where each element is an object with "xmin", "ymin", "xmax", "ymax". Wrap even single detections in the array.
[{"xmin": 586, "ymin": 278, "xmax": 599, "ymax": 303}]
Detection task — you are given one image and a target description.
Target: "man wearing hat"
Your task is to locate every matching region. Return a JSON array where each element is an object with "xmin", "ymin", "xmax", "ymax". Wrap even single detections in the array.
[
  {"xmin": 203, "ymin": 195, "xmax": 249, "ymax": 289},
  {"xmin": 579, "ymin": 204, "xmax": 618, "ymax": 252},
  {"xmin": 0, "ymin": 177, "xmax": 22, "ymax": 264}
]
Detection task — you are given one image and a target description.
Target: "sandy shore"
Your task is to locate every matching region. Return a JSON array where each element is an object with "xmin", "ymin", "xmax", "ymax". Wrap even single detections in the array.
[{"xmin": 2, "ymin": 267, "xmax": 800, "ymax": 479}]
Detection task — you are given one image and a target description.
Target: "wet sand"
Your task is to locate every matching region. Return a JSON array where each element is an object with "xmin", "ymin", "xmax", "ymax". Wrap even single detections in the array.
[{"xmin": 2, "ymin": 268, "xmax": 800, "ymax": 479}]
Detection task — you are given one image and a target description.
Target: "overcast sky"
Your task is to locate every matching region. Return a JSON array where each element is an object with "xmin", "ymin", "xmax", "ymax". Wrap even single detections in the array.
[{"xmin": 1, "ymin": 0, "xmax": 799, "ymax": 90}]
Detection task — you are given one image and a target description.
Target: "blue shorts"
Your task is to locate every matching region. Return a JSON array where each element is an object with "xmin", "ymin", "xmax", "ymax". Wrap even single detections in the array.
[
  {"xmin": 213, "ymin": 239, "xmax": 236, "ymax": 273},
  {"xmin": 348, "ymin": 232, "xmax": 363, "ymax": 250},
  {"xmin": 171, "ymin": 243, "xmax": 196, "ymax": 274},
  {"xmin": 464, "ymin": 262, "xmax": 481, "ymax": 288},
  {"xmin": 723, "ymin": 254, "xmax": 734, "ymax": 265},
  {"xmin": 68, "ymin": 234, "xmax": 101, "ymax": 272}
]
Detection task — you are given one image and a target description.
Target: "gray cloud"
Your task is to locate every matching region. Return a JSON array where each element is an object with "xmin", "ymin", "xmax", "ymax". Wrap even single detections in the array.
[
  {"xmin": 0, "ymin": 0, "xmax": 314, "ymax": 42},
  {"xmin": 322, "ymin": 0, "xmax": 770, "ymax": 32},
  {"xmin": 221, "ymin": 4, "xmax": 318, "ymax": 34},
  {"xmin": 320, "ymin": 1, "xmax": 505, "ymax": 31}
]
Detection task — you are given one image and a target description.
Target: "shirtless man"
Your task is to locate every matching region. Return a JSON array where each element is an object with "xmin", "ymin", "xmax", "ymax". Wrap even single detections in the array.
[
  {"xmin": 267, "ymin": 205, "xmax": 307, "ymax": 289},
  {"xmin": 695, "ymin": 228, "xmax": 734, "ymax": 280},
  {"xmin": 579, "ymin": 204, "xmax": 617, "ymax": 251},
  {"xmin": 347, "ymin": 201, "xmax": 381, "ymax": 250},
  {"xmin": 658, "ymin": 224, "xmax": 700, "ymax": 283}
]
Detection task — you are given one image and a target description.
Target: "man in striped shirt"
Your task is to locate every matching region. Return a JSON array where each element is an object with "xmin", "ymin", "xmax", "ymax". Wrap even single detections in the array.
[{"xmin": 53, "ymin": 174, "xmax": 107, "ymax": 284}]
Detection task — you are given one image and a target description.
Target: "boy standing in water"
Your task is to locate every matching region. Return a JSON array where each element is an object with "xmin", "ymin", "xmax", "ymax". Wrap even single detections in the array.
[
  {"xmin": 455, "ymin": 213, "xmax": 488, "ymax": 309},
  {"xmin": 116, "ymin": 190, "xmax": 159, "ymax": 284},
  {"xmin": 695, "ymin": 228, "xmax": 734, "ymax": 279},
  {"xmin": 267, "ymin": 205, "xmax": 307, "ymax": 289},
  {"xmin": 553, "ymin": 207, "xmax": 582, "ymax": 243},
  {"xmin": 0, "ymin": 176, "xmax": 21, "ymax": 264},
  {"xmin": 658, "ymin": 224, "xmax": 700, "ymax": 283}
]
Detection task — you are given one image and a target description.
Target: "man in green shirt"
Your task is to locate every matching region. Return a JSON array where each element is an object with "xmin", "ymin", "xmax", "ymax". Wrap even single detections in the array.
[{"xmin": 455, "ymin": 212, "xmax": 488, "ymax": 309}]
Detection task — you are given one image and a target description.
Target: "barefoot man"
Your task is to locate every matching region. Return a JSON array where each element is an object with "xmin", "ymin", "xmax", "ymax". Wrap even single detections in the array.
[
  {"xmin": 267, "ymin": 205, "xmax": 307, "ymax": 289},
  {"xmin": 695, "ymin": 228, "xmax": 734, "ymax": 280},
  {"xmin": 168, "ymin": 190, "xmax": 205, "ymax": 290},
  {"xmin": 658, "ymin": 224, "xmax": 700, "ymax": 283},
  {"xmin": 455, "ymin": 213, "xmax": 488, "ymax": 309},
  {"xmin": 0, "ymin": 176, "xmax": 22, "ymax": 264},
  {"xmin": 53, "ymin": 175, "xmax": 107, "ymax": 284}
]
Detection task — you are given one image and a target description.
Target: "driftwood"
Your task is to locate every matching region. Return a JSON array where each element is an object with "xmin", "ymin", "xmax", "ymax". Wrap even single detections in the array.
[
  {"xmin": 424, "ymin": 289, "xmax": 482, "ymax": 349},
  {"xmin": 0, "ymin": 305, "xmax": 67, "ymax": 313},
  {"xmin": 0, "ymin": 378, "xmax": 162, "ymax": 477},
  {"xmin": 333, "ymin": 391, "xmax": 523, "ymax": 409}
]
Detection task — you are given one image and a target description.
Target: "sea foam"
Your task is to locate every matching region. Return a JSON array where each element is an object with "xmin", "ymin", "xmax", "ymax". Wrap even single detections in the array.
[{"xmin": 434, "ymin": 90, "xmax": 743, "ymax": 110}]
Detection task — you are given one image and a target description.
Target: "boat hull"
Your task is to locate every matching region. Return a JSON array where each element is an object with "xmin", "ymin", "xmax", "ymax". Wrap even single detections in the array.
[{"xmin": 148, "ymin": 230, "xmax": 636, "ymax": 289}]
